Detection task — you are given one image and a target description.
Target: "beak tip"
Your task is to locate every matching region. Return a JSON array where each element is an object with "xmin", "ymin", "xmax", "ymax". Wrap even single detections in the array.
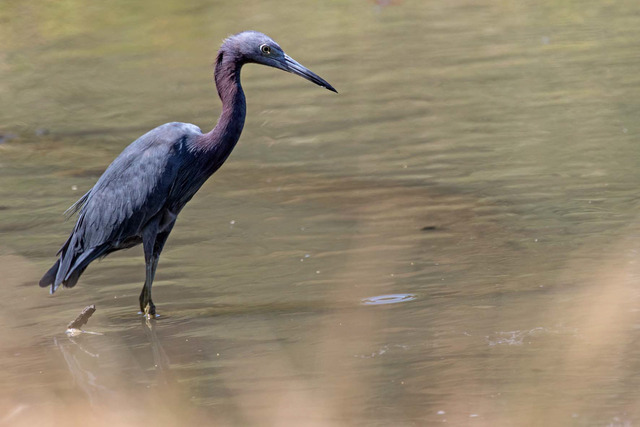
[{"xmin": 283, "ymin": 55, "xmax": 338, "ymax": 94}]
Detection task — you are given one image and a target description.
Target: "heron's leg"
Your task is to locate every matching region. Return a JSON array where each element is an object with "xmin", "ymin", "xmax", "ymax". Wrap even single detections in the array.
[
  {"xmin": 140, "ymin": 229, "xmax": 160, "ymax": 317},
  {"xmin": 139, "ymin": 220, "xmax": 176, "ymax": 316},
  {"xmin": 140, "ymin": 257, "xmax": 159, "ymax": 317}
]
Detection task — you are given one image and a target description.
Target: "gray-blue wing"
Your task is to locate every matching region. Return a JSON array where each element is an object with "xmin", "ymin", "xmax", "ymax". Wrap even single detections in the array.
[{"xmin": 54, "ymin": 122, "xmax": 201, "ymax": 287}]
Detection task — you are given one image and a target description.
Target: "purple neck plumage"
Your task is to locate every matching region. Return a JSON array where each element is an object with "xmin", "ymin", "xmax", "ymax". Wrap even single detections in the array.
[{"xmin": 194, "ymin": 47, "xmax": 247, "ymax": 153}]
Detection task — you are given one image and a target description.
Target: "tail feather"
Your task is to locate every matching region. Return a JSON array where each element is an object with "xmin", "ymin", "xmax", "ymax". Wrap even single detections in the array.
[
  {"xmin": 62, "ymin": 245, "xmax": 108, "ymax": 288},
  {"xmin": 62, "ymin": 247, "xmax": 103, "ymax": 283},
  {"xmin": 39, "ymin": 259, "xmax": 60, "ymax": 293},
  {"xmin": 63, "ymin": 266, "xmax": 88, "ymax": 289},
  {"xmin": 55, "ymin": 237, "xmax": 78, "ymax": 289},
  {"xmin": 40, "ymin": 244, "xmax": 108, "ymax": 294}
]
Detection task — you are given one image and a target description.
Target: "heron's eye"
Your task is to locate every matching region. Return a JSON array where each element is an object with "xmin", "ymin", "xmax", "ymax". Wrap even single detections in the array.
[{"xmin": 260, "ymin": 44, "xmax": 271, "ymax": 55}]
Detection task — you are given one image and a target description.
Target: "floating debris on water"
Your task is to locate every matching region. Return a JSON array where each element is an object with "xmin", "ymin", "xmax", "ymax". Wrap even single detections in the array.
[
  {"xmin": 65, "ymin": 304, "xmax": 102, "ymax": 336},
  {"xmin": 361, "ymin": 293, "xmax": 417, "ymax": 306},
  {"xmin": 67, "ymin": 305, "xmax": 96, "ymax": 330}
]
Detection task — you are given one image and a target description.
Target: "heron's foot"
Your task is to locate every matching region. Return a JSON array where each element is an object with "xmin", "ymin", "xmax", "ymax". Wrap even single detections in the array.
[{"xmin": 143, "ymin": 301, "xmax": 156, "ymax": 319}]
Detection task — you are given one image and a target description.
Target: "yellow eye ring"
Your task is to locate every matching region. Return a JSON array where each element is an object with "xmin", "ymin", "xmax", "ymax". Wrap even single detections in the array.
[{"xmin": 260, "ymin": 44, "xmax": 271, "ymax": 55}]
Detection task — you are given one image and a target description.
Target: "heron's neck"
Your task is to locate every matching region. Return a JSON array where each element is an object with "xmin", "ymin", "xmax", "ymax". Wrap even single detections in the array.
[{"xmin": 196, "ymin": 54, "xmax": 246, "ymax": 153}]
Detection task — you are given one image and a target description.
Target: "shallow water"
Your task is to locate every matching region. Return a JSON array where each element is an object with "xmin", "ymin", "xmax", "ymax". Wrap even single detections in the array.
[{"xmin": 2, "ymin": 0, "xmax": 640, "ymax": 425}]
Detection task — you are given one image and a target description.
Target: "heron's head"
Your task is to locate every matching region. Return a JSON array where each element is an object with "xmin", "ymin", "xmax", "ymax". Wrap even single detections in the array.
[{"xmin": 220, "ymin": 31, "xmax": 337, "ymax": 93}]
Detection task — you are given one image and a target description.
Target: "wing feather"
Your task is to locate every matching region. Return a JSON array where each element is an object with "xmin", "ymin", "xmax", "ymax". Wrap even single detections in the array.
[{"xmin": 72, "ymin": 122, "xmax": 200, "ymax": 249}]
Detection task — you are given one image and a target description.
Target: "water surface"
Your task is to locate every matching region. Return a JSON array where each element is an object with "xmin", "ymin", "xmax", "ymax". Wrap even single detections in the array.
[{"xmin": 2, "ymin": 0, "xmax": 640, "ymax": 425}]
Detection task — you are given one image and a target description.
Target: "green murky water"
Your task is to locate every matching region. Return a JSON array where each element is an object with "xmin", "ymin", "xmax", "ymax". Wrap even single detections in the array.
[{"xmin": 2, "ymin": 0, "xmax": 640, "ymax": 425}]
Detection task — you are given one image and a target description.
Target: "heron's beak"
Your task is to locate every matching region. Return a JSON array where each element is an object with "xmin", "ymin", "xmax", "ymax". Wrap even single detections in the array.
[{"xmin": 282, "ymin": 54, "xmax": 337, "ymax": 93}]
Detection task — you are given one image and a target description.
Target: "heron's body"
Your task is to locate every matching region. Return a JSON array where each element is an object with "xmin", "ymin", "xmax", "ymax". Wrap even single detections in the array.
[{"xmin": 39, "ymin": 31, "xmax": 336, "ymax": 316}]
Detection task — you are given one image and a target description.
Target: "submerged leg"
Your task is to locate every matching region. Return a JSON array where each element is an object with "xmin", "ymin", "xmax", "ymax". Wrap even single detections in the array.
[{"xmin": 139, "ymin": 221, "xmax": 175, "ymax": 317}]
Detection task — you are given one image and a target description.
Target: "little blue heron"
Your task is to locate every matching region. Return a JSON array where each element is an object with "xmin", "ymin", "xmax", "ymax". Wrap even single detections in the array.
[{"xmin": 39, "ymin": 31, "xmax": 337, "ymax": 316}]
